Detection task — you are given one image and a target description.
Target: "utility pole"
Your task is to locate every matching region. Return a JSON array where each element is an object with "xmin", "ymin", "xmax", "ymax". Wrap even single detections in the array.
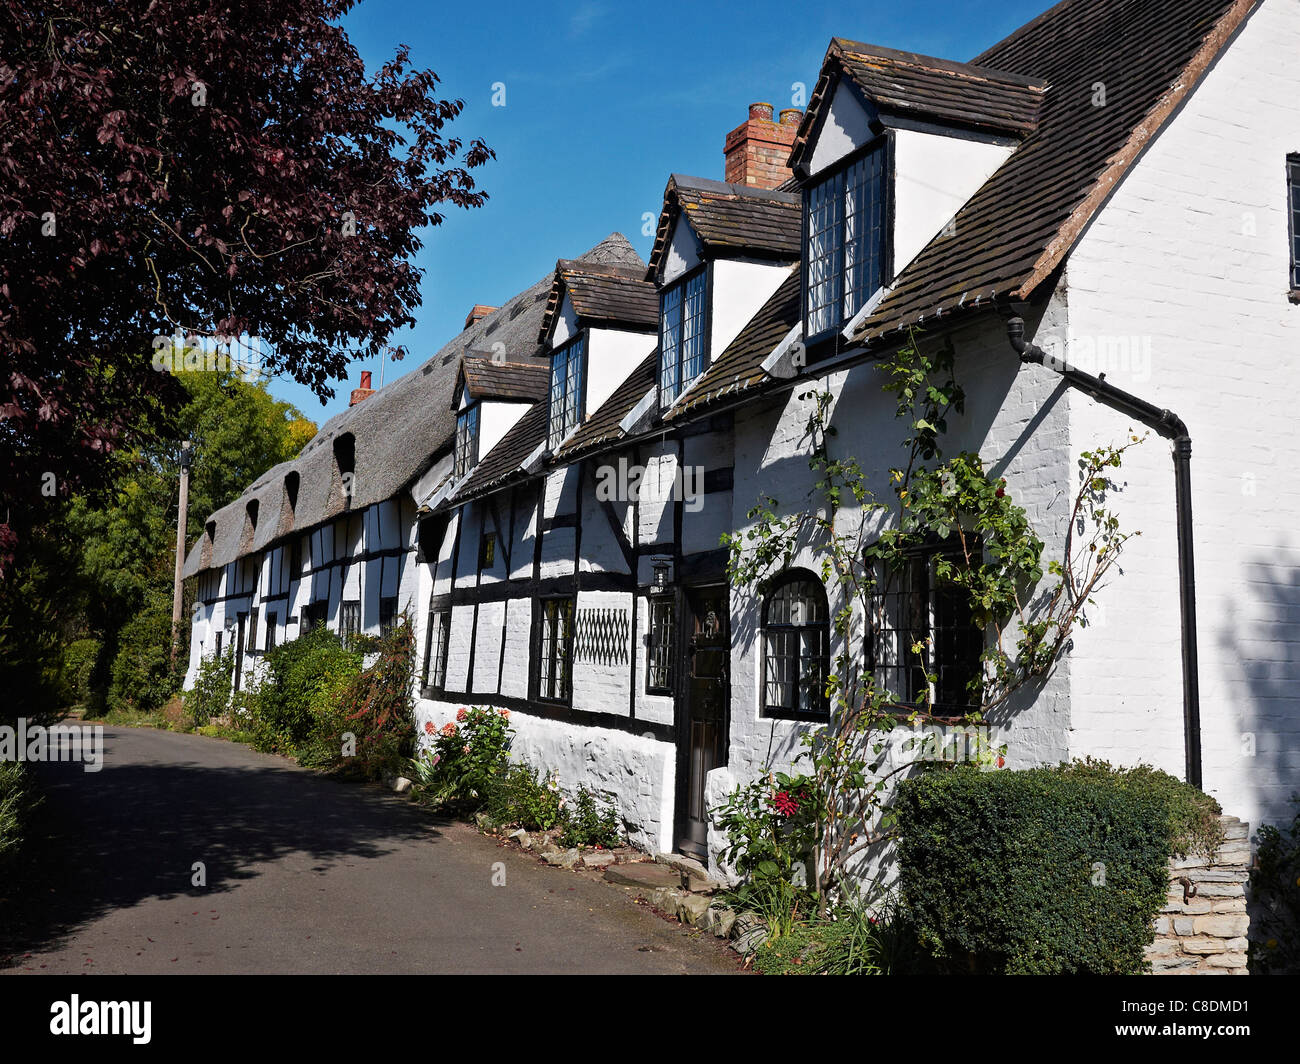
[{"xmin": 171, "ymin": 441, "xmax": 194, "ymax": 664}]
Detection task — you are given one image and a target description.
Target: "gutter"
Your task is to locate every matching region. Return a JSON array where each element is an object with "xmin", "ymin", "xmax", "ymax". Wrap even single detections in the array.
[{"xmin": 1005, "ymin": 316, "xmax": 1202, "ymax": 789}]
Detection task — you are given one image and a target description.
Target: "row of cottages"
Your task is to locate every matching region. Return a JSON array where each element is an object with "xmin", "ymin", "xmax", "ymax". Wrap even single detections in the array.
[{"xmin": 185, "ymin": 0, "xmax": 1300, "ymax": 872}]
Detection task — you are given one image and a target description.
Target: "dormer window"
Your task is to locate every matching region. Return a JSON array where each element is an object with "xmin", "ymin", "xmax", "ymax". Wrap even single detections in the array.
[
  {"xmin": 547, "ymin": 334, "xmax": 585, "ymax": 449},
  {"xmin": 803, "ymin": 137, "xmax": 890, "ymax": 339},
  {"xmin": 454, "ymin": 403, "xmax": 479, "ymax": 477},
  {"xmin": 658, "ymin": 267, "xmax": 708, "ymax": 407}
]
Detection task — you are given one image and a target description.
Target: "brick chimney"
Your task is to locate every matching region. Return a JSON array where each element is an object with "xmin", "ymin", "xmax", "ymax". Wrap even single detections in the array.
[
  {"xmin": 349, "ymin": 370, "xmax": 375, "ymax": 406},
  {"xmin": 464, "ymin": 304, "xmax": 498, "ymax": 330},
  {"xmin": 724, "ymin": 102, "xmax": 802, "ymax": 190}
]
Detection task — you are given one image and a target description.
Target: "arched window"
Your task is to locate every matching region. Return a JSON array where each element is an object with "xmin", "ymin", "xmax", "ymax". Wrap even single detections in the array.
[{"xmin": 762, "ymin": 571, "xmax": 830, "ymax": 719}]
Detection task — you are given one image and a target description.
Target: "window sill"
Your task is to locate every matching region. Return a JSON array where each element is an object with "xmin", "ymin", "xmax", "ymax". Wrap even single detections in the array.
[{"xmin": 761, "ymin": 707, "xmax": 831, "ymax": 723}]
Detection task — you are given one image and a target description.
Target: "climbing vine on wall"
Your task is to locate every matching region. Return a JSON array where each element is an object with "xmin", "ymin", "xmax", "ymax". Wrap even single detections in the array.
[{"xmin": 722, "ymin": 331, "xmax": 1144, "ymax": 904}]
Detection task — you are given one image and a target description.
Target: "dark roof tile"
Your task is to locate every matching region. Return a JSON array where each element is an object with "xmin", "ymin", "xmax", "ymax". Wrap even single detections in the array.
[
  {"xmin": 460, "ymin": 358, "xmax": 550, "ymax": 403},
  {"xmin": 647, "ymin": 176, "xmax": 801, "ymax": 277},
  {"xmin": 851, "ymin": 0, "xmax": 1254, "ymax": 343}
]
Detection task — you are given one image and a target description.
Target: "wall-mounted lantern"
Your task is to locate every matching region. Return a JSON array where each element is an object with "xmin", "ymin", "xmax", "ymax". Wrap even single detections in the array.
[{"xmin": 651, "ymin": 558, "xmax": 672, "ymax": 595}]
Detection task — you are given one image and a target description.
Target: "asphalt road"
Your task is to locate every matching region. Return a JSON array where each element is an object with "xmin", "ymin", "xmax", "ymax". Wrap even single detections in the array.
[{"xmin": 1, "ymin": 726, "xmax": 740, "ymax": 975}]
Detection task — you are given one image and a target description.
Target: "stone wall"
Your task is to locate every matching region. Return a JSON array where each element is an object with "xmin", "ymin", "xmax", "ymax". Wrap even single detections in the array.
[{"xmin": 1146, "ymin": 815, "xmax": 1251, "ymax": 975}]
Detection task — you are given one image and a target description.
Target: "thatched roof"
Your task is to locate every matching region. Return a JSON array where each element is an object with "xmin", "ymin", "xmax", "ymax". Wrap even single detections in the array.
[{"xmin": 183, "ymin": 232, "xmax": 644, "ymax": 577}]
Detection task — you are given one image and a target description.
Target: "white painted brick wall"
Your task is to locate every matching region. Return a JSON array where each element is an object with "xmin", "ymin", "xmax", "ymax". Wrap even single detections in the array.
[
  {"xmin": 416, "ymin": 696, "xmax": 676, "ymax": 853},
  {"xmin": 1062, "ymin": 0, "xmax": 1300, "ymax": 829}
]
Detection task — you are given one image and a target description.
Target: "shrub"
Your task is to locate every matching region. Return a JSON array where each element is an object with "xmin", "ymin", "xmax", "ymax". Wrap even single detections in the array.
[
  {"xmin": 411, "ymin": 706, "xmax": 513, "ymax": 808},
  {"xmin": 317, "ymin": 619, "xmax": 418, "ymax": 779},
  {"xmin": 0, "ymin": 761, "xmax": 38, "ymax": 869},
  {"xmin": 248, "ymin": 626, "xmax": 361, "ymax": 755},
  {"xmin": 107, "ymin": 597, "xmax": 182, "ymax": 714},
  {"xmin": 484, "ymin": 762, "xmax": 564, "ymax": 831},
  {"xmin": 716, "ymin": 772, "xmax": 819, "ymax": 937},
  {"xmin": 558, "ymin": 785, "xmax": 622, "ymax": 849},
  {"xmin": 896, "ymin": 759, "xmax": 1222, "ymax": 974},
  {"xmin": 1248, "ymin": 797, "xmax": 1300, "ymax": 975},
  {"xmin": 184, "ymin": 647, "xmax": 234, "ymax": 728}
]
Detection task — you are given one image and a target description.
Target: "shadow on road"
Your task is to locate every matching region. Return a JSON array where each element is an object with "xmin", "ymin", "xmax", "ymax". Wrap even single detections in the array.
[{"xmin": 0, "ymin": 728, "xmax": 444, "ymax": 967}]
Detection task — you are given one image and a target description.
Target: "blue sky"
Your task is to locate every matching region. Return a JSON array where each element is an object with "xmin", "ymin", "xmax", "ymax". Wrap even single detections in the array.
[{"xmin": 270, "ymin": 0, "xmax": 1051, "ymax": 424}]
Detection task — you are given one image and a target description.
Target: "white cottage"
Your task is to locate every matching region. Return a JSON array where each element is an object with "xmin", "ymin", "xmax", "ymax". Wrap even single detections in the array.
[{"xmin": 185, "ymin": 0, "xmax": 1300, "ymax": 873}]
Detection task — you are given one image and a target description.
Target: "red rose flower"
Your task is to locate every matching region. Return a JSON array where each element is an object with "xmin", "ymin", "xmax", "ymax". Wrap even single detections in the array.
[
  {"xmin": 456, "ymin": 708, "xmax": 469, "ymax": 722},
  {"xmin": 772, "ymin": 791, "xmax": 799, "ymax": 818},
  {"xmin": 424, "ymin": 721, "xmax": 435, "ymax": 736}
]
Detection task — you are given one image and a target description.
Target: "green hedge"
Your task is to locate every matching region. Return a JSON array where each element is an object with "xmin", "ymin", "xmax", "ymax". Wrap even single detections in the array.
[
  {"xmin": 896, "ymin": 759, "xmax": 1222, "ymax": 974},
  {"xmin": 247, "ymin": 626, "xmax": 361, "ymax": 755}
]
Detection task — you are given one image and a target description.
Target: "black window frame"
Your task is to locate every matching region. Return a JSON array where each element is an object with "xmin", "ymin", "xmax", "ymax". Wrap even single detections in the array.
[
  {"xmin": 760, "ymin": 570, "xmax": 831, "ymax": 721},
  {"xmin": 866, "ymin": 536, "xmax": 986, "ymax": 719},
  {"xmin": 301, "ymin": 601, "xmax": 327, "ymax": 635},
  {"xmin": 801, "ymin": 134, "xmax": 893, "ymax": 344},
  {"xmin": 658, "ymin": 263, "xmax": 710, "ymax": 409},
  {"xmin": 340, "ymin": 599, "xmax": 361, "ymax": 648},
  {"xmin": 379, "ymin": 596, "xmax": 399, "ymax": 637},
  {"xmin": 454, "ymin": 402, "xmax": 480, "ymax": 478},
  {"xmin": 645, "ymin": 593, "xmax": 676, "ymax": 695},
  {"xmin": 423, "ymin": 605, "xmax": 450, "ymax": 690},
  {"xmin": 1288, "ymin": 153, "xmax": 1300, "ymax": 294},
  {"xmin": 534, "ymin": 595, "xmax": 576, "ymax": 705},
  {"xmin": 246, "ymin": 607, "xmax": 259, "ymax": 654},
  {"xmin": 547, "ymin": 333, "xmax": 586, "ymax": 450}
]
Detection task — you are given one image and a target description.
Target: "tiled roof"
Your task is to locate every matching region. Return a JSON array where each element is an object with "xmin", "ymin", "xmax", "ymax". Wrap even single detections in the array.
[
  {"xmin": 849, "ymin": 0, "xmax": 1255, "ymax": 344},
  {"xmin": 788, "ymin": 40, "xmax": 1046, "ymax": 167},
  {"xmin": 539, "ymin": 261, "xmax": 658, "ymax": 343},
  {"xmin": 646, "ymin": 175, "xmax": 801, "ymax": 278},
  {"xmin": 461, "ymin": 358, "xmax": 550, "ymax": 403},
  {"xmin": 654, "ymin": 0, "xmax": 1257, "ymax": 427}
]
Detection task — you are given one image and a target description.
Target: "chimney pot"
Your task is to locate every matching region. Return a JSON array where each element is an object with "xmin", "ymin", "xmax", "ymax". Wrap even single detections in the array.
[
  {"xmin": 725, "ymin": 102, "xmax": 798, "ymax": 190},
  {"xmin": 779, "ymin": 107, "xmax": 802, "ymax": 127},
  {"xmin": 349, "ymin": 370, "xmax": 376, "ymax": 406}
]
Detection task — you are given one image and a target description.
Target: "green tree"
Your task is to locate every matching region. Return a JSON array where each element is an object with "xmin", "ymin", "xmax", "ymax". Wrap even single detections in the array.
[{"xmin": 60, "ymin": 369, "xmax": 316, "ymax": 716}]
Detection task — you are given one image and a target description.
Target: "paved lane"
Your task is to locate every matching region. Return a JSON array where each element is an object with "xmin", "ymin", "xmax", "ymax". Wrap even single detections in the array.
[{"xmin": 1, "ymin": 726, "xmax": 738, "ymax": 975}]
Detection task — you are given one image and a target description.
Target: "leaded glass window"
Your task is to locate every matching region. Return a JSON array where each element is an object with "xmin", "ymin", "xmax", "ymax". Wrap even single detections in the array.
[
  {"xmin": 659, "ymin": 268, "xmax": 708, "ymax": 406},
  {"xmin": 762, "ymin": 573, "xmax": 830, "ymax": 718},
  {"xmin": 537, "ymin": 597, "xmax": 575, "ymax": 702},
  {"xmin": 804, "ymin": 138, "xmax": 888, "ymax": 337},
  {"xmin": 548, "ymin": 335, "xmax": 585, "ymax": 449},
  {"xmin": 646, "ymin": 596, "xmax": 676, "ymax": 693},
  {"xmin": 454, "ymin": 403, "xmax": 479, "ymax": 477},
  {"xmin": 867, "ymin": 541, "xmax": 984, "ymax": 717}
]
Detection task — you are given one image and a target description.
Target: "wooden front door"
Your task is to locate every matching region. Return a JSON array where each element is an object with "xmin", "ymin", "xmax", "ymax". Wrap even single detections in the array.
[{"xmin": 677, "ymin": 585, "xmax": 729, "ymax": 857}]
